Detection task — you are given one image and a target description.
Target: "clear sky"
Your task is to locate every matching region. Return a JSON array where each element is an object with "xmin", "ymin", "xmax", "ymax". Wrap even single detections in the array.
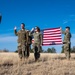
[{"xmin": 0, "ymin": 0, "xmax": 75, "ymax": 53}]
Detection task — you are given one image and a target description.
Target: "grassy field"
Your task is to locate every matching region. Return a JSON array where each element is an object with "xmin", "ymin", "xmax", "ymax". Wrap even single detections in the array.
[{"xmin": 0, "ymin": 53, "xmax": 75, "ymax": 75}]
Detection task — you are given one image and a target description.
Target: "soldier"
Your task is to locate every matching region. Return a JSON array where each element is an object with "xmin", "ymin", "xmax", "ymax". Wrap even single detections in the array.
[
  {"xmin": 61, "ymin": 26, "xmax": 71, "ymax": 60},
  {"xmin": 30, "ymin": 26, "xmax": 43, "ymax": 62},
  {"xmin": 14, "ymin": 23, "xmax": 28, "ymax": 61},
  {"xmin": 26, "ymin": 30, "xmax": 32, "ymax": 58}
]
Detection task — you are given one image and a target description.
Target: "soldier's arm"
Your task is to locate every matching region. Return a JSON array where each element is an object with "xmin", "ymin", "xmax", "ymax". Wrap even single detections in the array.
[
  {"xmin": 26, "ymin": 31, "xmax": 29, "ymax": 43},
  {"xmin": 67, "ymin": 32, "xmax": 71, "ymax": 39},
  {"xmin": 29, "ymin": 31, "xmax": 34, "ymax": 36},
  {"xmin": 60, "ymin": 27, "xmax": 65, "ymax": 34},
  {"xmin": 29, "ymin": 28, "xmax": 35, "ymax": 36},
  {"xmin": 66, "ymin": 33, "xmax": 71, "ymax": 44},
  {"xmin": 14, "ymin": 27, "xmax": 18, "ymax": 36},
  {"xmin": 61, "ymin": 29, "xmax": 66, "ymax": 34},
  {"xmin": 40, "ymin": 33, "xmax": 43, "ymax": 45},
  {"xmin": 63, "ymin": 33, "xmax": 70, "ymax": 44},
  {"xmin": 14, "ymin": 30, "xmax": 18, "ymax": 36},
  {"xmin": 61, "ymin": 30, "xmax": 66, "ymax": 34}
]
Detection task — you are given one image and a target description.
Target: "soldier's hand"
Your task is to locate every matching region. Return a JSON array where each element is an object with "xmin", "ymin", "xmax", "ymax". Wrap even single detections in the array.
[
  {"xmin": 26, "ymin": 30, "xmax": 29, "ymax": 32},
  {"xmin": 60, "ymin": 27, "xmax": 62, "ymax": 30},
  {"xmin": 31, "ymin": 28, "xmax": 34, "ymax": 32},
  {"xmin": 14, "ymin": 26, "xmax": 17, "ymax": 30}
]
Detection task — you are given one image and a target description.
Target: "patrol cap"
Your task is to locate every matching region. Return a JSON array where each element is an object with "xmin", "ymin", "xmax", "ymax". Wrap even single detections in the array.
[{"xmin": 66, "ymin": 26, "xmax": 70, "ymax": 30}]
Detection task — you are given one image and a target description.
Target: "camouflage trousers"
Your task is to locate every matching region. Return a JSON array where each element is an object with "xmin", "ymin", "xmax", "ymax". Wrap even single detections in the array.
[
  {"xmin": 18, "ymin": 44, "xmax": 30, "ymax": 59},
  {"xmin": 26, "ymin": 45, "xmax": 30, "ymax": 57},
  {"xmin": 63, "ymin": 43, "xmax": 71, "ymax": 59},
  {"xmin": 33, "ymin": 43, "xmax": 42, "ymax": 61}
]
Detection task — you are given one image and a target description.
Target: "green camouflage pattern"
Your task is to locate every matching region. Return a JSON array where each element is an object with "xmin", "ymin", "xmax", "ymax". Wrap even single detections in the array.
[
  {"xmin": 14, "ymin": 29, "xmax": 28, "ymax": 59},
  {"xmin": 62, "ymin": 30, "xmax": 71, "ymax": 60}
]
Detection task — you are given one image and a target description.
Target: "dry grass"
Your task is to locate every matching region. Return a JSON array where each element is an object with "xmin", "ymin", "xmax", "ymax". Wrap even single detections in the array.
[{"xmin": 0, "ymin": 53, "xmax": 75, "ymax": 75}]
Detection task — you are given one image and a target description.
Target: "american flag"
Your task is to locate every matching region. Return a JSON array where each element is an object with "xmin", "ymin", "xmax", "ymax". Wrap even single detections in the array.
[{"xmin": 32, "ymin": 27, "xmax": 62, "ymax": 46}]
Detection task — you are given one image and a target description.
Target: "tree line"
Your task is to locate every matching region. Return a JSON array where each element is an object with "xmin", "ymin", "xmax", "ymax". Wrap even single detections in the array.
[
  {"xmin": 30, "ymin": 47, "xmax": 56, "ymax": 53},
  {"xmin": 0, "ymin": 46, "xmax": 75, "ymax": 53}
]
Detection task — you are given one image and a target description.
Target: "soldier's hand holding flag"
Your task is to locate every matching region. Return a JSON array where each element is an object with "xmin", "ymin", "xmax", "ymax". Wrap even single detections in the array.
[{"xmin": 60, "ymin": 27, "xmax": 62, "ymax": 30}]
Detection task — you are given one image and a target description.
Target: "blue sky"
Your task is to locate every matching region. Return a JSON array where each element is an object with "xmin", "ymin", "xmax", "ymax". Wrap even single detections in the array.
[{"xmin": 0, "ymin": 0, "xmax": 75, "ymax": 53}]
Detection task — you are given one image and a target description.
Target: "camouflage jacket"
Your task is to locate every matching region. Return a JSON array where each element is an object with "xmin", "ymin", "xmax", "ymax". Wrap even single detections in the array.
[
  {"xmin": 26, "ymin": 31, "xmax": 32, "ymax": 45},
  {"xmin": 29, "ymin": 32, "xmax": 43, "ymax": 45},
  {"xmin": 62, "ymin": 31, "xmax": 71, "ymax": 44},
  {"xmin": 14, "ymin": 29, "xmax": 28, "ymax": 44}
]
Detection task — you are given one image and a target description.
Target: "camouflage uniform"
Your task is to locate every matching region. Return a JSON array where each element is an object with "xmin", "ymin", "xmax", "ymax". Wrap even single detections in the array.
[
  {"xmin": 62, "ymin": 30, "xmax": 71, "ymax": 60},
  {"xmin": 30, "ymin": 32, "xmax": 42, "ymax": 61},
  {"xmin": 14, "ymin": 29, "xmax": 28, "ymax": 59},
  {"xmin": 26, "ymin": 31, "xmax": 32, "ymax": 58}
]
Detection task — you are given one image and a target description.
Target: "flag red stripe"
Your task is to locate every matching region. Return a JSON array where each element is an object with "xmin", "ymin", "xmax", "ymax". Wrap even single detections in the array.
[
  {"xmin": 43, "ymin": 36, "xmax": 61, "ymax": 38},
  {"xmin": 44, "ymin": 33, "xmax": 61, "ymax": 35}
]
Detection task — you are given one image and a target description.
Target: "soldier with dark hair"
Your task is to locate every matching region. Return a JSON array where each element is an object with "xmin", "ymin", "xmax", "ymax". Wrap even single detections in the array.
[
  {"xmin": 61, "ymin": 26, "xmax": 71, "ymax": 60},
  {"xmin": 14, "ymin": 23, "xmax": 28, "ymax": 61},
  {"xmin": 30, "ymin": 26, "xmax": 43, "ymax": 62}
]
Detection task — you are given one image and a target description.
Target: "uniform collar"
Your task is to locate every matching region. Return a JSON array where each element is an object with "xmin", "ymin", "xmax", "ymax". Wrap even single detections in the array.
[{"xmin": 21, "ymin": 29, "xmax": 25, "ymax": 30}]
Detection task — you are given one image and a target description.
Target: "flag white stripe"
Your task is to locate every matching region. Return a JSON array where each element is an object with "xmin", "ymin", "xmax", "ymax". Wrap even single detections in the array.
[
  {"xmin": 44, "ymin": 29, "xmax": 61, "ymax": 32},
  {"xmin": 43, "ymin": 37, "xmax": 62, "ymax": 39},
  {"xmin": 43, "ymin": 40, "xmax": 62, "ymax": 42},
  {"xmin": 43, "ymin": 34, "xmax": 61, "ymax": 37}
]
